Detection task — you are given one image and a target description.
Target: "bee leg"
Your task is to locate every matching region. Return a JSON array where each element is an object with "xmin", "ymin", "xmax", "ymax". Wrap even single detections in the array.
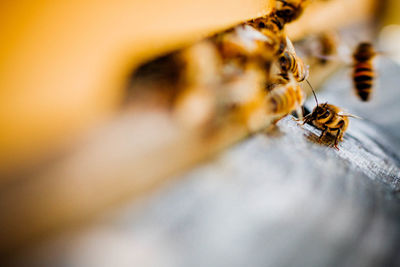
[
  {"xmin": 296, "ymin": 106, "xmax": 304, "ymax": 121},
  {"xmin": 292, "ymin": 107, "xmax": 304, "ymax": 122},
  {"xmin": 301, "ymin": 114, "xmax": 312, "ymax": 125},
  {"xmin": 318, "ymin": 127, "xmax": 328, "ymax": 141},
  {"xmin": 333, "ymin": 129, "xmax": 342, "ymax": 150}
]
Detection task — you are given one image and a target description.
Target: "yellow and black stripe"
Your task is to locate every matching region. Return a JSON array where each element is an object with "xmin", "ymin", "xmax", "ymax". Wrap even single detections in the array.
[
  {"xmin": 267, "ymin": 84, "xmax": 302, "ymax": 115},
  {"xmin": 353, "ymin": 61, "xmax": 374, "ymax": 101},
  {"xmin": 279, "ymin": 52, "xmax": 307, "ymax": 82},
  {"xmin": 352, "ymin": 42, "xmax": 376, "ymax": 102}
]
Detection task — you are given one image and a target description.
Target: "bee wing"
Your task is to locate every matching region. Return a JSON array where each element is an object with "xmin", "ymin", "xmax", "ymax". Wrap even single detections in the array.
[
  {"xmin": 285, "ymin": 36, "xmax": 297, "ymax": 55},
  {"xmin": 337, "ymin": 111, "xmax": 362, "ymax": 119}
]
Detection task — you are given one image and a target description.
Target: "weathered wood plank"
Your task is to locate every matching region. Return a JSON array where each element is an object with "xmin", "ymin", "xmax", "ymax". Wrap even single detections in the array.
[{"xmin": 10, "ymin": 58, "xmax": 400, "ymax": 267}]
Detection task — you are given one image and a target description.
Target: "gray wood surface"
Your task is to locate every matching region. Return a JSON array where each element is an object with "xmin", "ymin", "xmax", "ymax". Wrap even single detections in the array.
[{"xmin": 10, "ymin": 60, "xmax": 400, "ymax": 267}]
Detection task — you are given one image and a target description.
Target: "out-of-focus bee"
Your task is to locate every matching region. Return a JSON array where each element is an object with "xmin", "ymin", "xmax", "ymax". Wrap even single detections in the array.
[
  {"xmin": 248, "ymin": 13, "xmax": 285, "ymax": 33},
  {"xmin": 246, "ymin": 14, "xmax": 287, "ymax": 58},
  {"xmin": 275, "ymin": 0, "xmax": 310, "ymax": 24},
  {"xmin": 278, "ymin": 37, "xmax": 309, "ymax": 83},
  {"xmin": 352, "ymin": 42, "xmax": 376, "ymax": 101},
  {"xmin": 214, "ymin": 24, "xmax": 280, "ymax": 67},
  {"xmin": 173, "ymin": 40, "xmax": 222, "ymax": 128},
  {"xmin": 303, "ymin": 102, "xmax": 359, "ymax": 149},
  {"xmin": 266, "ymin": 81, "xmax": 304, "ymax": 119},
  {"xmin": 317, "ymin": 31, "xmax": 338, "ymax": 65}
]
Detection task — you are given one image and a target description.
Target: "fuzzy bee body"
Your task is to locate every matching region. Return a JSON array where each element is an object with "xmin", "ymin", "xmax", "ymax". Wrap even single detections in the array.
[
  {"xmin": 247, "ymin": 15, "xmax": 287, "ymax": 58},
  {"xmin": 352, "ymin": 42, "xmax": 376, "ymax": 101},
  {"xmin": 303, "ymin": 103, "xmax": 351, "ymax": 149},
  {"xmin": 318, "ymin": 32, "xmax": 338, "ymax": 65},
  {"xmin": 266, "ymin": 83, "xmax": 304, "ymax": 117},
  {"xmin": 275, "ymin": 0, "xmax": 309, "ymax": 24},
  {"xmin": 277, "ymin": 37, "xmax": 309, "ymax": 84},
  {"xmin": 279, "ymin": 51, "xmax": 308, "ymax": 82}
]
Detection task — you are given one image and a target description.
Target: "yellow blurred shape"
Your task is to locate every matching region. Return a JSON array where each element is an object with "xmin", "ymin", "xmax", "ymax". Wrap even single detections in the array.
[{"xmin": 0, "ymin": 0, "xmax": 272, "ymax": 174}]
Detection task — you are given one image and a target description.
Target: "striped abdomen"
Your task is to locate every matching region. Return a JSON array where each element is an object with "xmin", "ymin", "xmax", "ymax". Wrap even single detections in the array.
[
  {"xmin": 353, "ymin": 61, "xmax": 374, "ymax": 101},
  {"xmin": 267, "ymin": 84, "xmax": 303, "ymax": 115},
  {"xmin": 279, "ymin": 52, "xmax": 308, "ymax": 82},
  {"xmin": 324, "ymin": 114, "xmax": 348, "ymax": 132}
]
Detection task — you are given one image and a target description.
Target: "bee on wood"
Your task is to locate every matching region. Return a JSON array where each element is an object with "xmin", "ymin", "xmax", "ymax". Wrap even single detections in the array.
[
  {"xmin": 352, "ymin": 42, "xmax": 376, "ymax": 101},
  {"xmin": 266, "ymin": 82, "xmax": 304, "ymax": 119},
  {"xmin": 301, "ymin": 84, "xmax": 360, "ymax": 149},
  {"xmin": 275, "ymin": 0, "xmax": 309, "ymax": 24},
  {"xmin": 303, "ymin": 103, "xmax": 354, "ymax": 149},
  {"xmin": 278, "ymin": 37, "xmax": 309, "ymax": 83}
]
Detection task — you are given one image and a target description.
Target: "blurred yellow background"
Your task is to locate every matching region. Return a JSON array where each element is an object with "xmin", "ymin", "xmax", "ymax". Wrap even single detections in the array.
[{"xmin": 0, "ymin": 0, "xmax": 272, "ymax": 174}]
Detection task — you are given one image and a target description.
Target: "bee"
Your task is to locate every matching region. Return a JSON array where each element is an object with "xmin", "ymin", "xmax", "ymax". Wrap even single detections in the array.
[
  {"xmin": 249, "ymin": 12, "xmax": 285, "ymax": 33},
  {"xmin": 275, "ymin": 0, "xmax": 310, "ymax": 24},
  {"xmin": 266, "ymin": 82, "xmax": 304, "ymax": 119},
  {"xmin": 303, "ymin": 103, "xmax": 354, "ymax": 149},
  {"xmin": 278, "ymin": 37, "xmax": 309, "ymax": 83},
  {"xmin": 352, "ymin": 42, "xmax": 376, "ymax": 101},
  {"xmin": 246, "ymin": 13, "xmax": 287, "ymax": 58},
  {"xmin": 214, "ymin": 24, "xmax": 281, "ymax": 67},
  {"xmin": 318, "ymin": 31, "xmax": 338, "ymax": 65},
  {"xmin": 170, "ymin": 40, "xmax": 222, "ymax": 128}
]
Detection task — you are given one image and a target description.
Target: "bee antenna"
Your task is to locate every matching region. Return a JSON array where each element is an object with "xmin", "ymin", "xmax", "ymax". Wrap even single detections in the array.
[{"xmin": 306, "ymin": 79, "xmax": 318, "ymax": 106}]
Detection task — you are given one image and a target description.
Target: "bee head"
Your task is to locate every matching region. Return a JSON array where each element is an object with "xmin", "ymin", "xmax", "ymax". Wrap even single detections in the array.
[
  {"xmin": 353, "ymin": 42, "xmax": 375, "ymax": 60},
  {"xmin": 312, "ymin": 103, "xmax": 330, "ymax": 120}
]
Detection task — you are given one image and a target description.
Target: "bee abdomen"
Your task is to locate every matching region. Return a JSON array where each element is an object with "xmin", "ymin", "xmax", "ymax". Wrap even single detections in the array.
[
  {"xmin": 354, "ymin": 74, "xmax": 373, "ymax": 83},
  {"xmin": 353, "ymin": 64, "xmax": 374, "ymax": 101},
  {"xmin": 267, "ymin": 85, "xmax": 298, "ymax": 115}
]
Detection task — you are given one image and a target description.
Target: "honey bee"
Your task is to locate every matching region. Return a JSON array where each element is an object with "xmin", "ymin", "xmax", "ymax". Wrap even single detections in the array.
[
  {"xmin": 275, "ymin": 0, "xmax": 310, "ymax": 24},
  {"xmin": 299, "ymin": 81, "xmax": 361, "ymax": 149},
  {"xmin": 318, "ymin": 31, "xmax": 338, "ymax": 65},
  {"xmin": 277, "ymin": 37, "xmax": 309, "ymax": 83},
  {"xmin": 302, "ymin": 95, "xmax": 359, "ymax": 149},
  {"xmin": 215, "ymin": 24, "xmax": 281, "ymax": 66},
  {"xmin": 266, "ymin": 82, "xmax": 304, "ymax": 119},
  {"xmin": 352, "ymin": 42, "xmax": 376, "ymax": 101},
  {"xmin": 246, "ymin": 14, "xmax": 287, "ymax": 58}
]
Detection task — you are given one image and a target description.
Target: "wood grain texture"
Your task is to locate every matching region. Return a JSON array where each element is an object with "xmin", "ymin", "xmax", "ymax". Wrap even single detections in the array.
[
  {"xmin": 0, "ymin": 0, "xmax": 380, "ymax": 258},
  {"xmin": 7, "ymin": 57, "xmax": 400, "ymax": 267}
]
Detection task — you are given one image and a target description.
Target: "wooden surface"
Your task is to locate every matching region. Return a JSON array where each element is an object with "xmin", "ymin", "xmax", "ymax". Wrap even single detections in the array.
[{"xmin": 8, "ymin": 58, "xmax": 400, "ymax": 267}]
